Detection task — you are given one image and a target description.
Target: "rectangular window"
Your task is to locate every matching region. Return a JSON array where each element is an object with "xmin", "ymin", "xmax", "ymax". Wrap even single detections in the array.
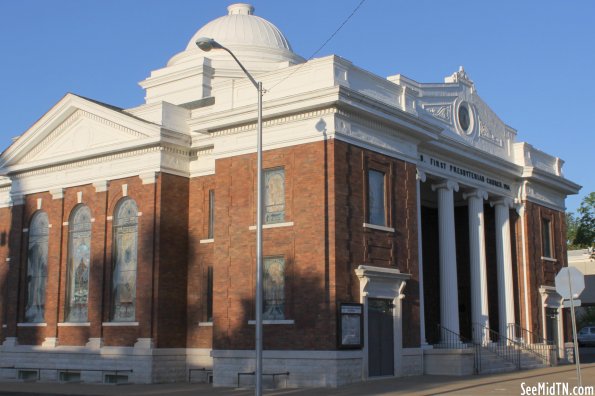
[
  {"xmin": 264, "ymin": 168, "xmax": 285, "ymax": 224},
  {"xmin": 208, "ymin": 190, "xmax": 215, "ymax": 239},
  {"xmin": 206, "ymin": 266, "xmax": 213, "ymax": 322},
  {"xmin": 263, "ymin": 257, "xmax": 285, "ymax": 320},
  {"xmin": 368, "ymin": 169, "xmax": 386, "ymax": 226},
  {"xmin": 542, "ymin": 218, "xmax": 553, "ymax": 258}
]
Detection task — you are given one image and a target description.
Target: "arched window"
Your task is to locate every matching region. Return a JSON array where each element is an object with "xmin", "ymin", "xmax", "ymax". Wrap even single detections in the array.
[
  {"xmin": 65, "ymin": 205, "xmax": 91, "ymax": 322},
  {"xmin": 24, "ymin": 211, "xmax": 49, "ymax": 323},
  {"xmin": 111, "ymin": 198, "xmax": 138, "ymax": 321}
]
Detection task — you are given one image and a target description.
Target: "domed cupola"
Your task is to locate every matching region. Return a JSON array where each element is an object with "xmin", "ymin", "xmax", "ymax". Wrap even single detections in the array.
[
  {"xmin": 167, "ymin": 3, "xmax": 304, "ymax": 67},
  {"xmin": 140, "ymin": 3, "xmax": 304, "ymax": 106}
]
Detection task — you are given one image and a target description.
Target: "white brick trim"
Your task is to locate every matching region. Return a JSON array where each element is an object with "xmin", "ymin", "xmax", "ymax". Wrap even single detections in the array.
[{"xmin": 249, "ymin": 221, "xmax": 294, "ymax": 230}]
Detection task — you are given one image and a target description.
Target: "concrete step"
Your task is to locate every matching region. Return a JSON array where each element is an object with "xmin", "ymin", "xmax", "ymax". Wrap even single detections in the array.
[{"xmin": 478, "ymin": 349, "xmax": 518, "ymax": 374}]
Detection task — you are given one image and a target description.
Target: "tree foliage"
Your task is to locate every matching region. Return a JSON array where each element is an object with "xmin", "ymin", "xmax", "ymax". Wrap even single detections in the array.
[
  {"xmin": 566, "ymin": 212, "xmax": 579, "ymax": 246},
  {"xmin": 567, "ymin": 192, "xmax": 595, "ymax": 248},
  {"xmin": 578, "ymin": 306, "xmax": 595, "ymax": 328}
]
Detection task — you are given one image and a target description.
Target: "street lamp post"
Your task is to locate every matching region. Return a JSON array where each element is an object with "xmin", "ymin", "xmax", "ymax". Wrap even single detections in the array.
[{"xmin": 196, "ymin": 37, "xmax": 264, "ymax": 396}]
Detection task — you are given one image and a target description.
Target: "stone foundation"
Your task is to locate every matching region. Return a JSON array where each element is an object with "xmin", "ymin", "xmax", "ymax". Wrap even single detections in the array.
[
  {"xmin": 423, "ymin": 348, "xmax": 475, "ymax": 376},
  {"xmin": 0, "ymin": 338, "xmax": 192, "ymax": 384},
  {"xmin": 212, "ymin": 350, "xmax": 363, "ymax": 388},
  {"xmin": 186, "ymin": 348, "xmax": 213, "ymax": 383},
  {"xmin": 401, "ymin": 348, "xmax": 424, "ymax": 376}
]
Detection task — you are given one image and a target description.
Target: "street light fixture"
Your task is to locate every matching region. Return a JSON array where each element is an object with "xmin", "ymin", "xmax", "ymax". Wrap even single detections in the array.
[{"xmin": 196, "ymin": 37, "xmax": 265, "ymax": 396}]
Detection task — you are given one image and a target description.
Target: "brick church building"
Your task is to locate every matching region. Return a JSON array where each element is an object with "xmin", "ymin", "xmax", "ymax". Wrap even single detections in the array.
[{"xmin": 0, "ymin": 3, "xmax": 580, "ymax": 387}]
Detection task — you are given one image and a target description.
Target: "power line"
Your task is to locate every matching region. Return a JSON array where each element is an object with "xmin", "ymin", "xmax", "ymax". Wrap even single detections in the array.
[{"xmin": 266, "ymin": 0, "xmax": 368, "ymax": 93}]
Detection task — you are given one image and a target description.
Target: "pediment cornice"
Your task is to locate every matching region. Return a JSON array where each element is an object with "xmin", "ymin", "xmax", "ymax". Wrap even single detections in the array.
[{"xmin": 0, "ymin": 93, "xmax": 164, "ymax": 174}]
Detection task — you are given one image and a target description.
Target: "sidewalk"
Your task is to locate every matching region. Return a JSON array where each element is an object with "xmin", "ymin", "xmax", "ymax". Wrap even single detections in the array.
[{"xmin": 0, "ymin": 363, "xmax": 593, "ymax": 396}]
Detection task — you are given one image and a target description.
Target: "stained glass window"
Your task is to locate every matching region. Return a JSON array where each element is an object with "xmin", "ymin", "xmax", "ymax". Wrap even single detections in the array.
[
  {"xmin": 263, "ymin": 257, "xmax": 285, "ymax": 320},
  {"xmin": 264, "ymin": 168, "xmax": 285, "ymax": 224},
  {"xmin": 65, "ymin": 205, "xmax": 91, "ymax": 322},
  {"xmin": 368, "ymin": 169, "xmax": 386, "ymax": 226},
  {"xmin": 112, "ymin": 198, "xmax": 138, "ymax": 321},
  {"xmin": 24, "ymin": 211, "xmax": 49, "ymax": 323}
]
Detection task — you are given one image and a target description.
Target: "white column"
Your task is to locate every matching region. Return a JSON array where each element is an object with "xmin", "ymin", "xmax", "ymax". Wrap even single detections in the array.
[
  {"xmin": 493, "ymin": 198, "xmax": 516, "ymax": 337},
  {"xmin": 431, "ymin": 180, "xmax": 460, "ymax": 337},
  {"xmin": 517, "ymin": 202, "xmax": 532, "ymax": 337},
  {"xmin": 463, "ymin": 189, "xmax": 490, "ymax": 344},
  {"xmin": 416, "ymin": 169, "xmax": 428, "ymax": 347}
]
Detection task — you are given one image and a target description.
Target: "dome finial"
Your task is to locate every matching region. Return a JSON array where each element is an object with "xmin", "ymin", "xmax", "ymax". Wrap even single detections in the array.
[{"xmin": 227, "ymin": 3, "xmax": 254, "ymax": 15}]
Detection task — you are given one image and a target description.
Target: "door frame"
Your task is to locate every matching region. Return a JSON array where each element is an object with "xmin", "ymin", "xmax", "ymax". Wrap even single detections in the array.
[
  {"xmin": 539, "ymin": 285, "xmax": 564, "ymax": 360},
  {"xmin": 355, "ymin": 265, "xmax": 410, "ymax": 379}
]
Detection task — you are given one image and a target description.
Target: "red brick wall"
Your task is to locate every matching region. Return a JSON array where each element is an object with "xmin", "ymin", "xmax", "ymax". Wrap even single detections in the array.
[
  {"xmin": 522, "ymin": 201, "xmax": 567, "ymax": 337},
  {"xmin": 212, "ymin": 140, "xmax": 336, "ymax": 351},
  {"xmin": 187, "ymin": 175, "xmax": 215, "ymax": 349},
  {"xmin": 152, "ymin": 173, "xmax": 189, "ymax": 348},
  {"xmin": 333, "ymin": 140, "xmax": 420, "ymax": 347},
  {"xmin": 0, "ymin": 174, "xmax": 189, "ymax": 347},
  {"xmin": 2, "ymin": 202, "xmax": 24, "ymax": 341},
  {"xmin": 0, "ymin": 205, "xmax": 14, "ymax": 343}
]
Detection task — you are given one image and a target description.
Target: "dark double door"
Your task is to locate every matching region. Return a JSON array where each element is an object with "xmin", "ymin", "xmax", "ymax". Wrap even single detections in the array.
[
  {"xmin": 545, "ymin": 308, "xmax": 559, "ymax": 355},
  {"xmin": 368, "ymin": 298, "xmax": 394, "ymax": 377}
]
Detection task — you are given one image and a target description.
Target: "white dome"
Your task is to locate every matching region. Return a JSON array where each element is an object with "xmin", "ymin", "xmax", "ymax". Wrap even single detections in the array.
[
  {"xmin": 186, "ymin": 3, "xmax": 293, "ymax": 52},
  {"xmin": 168, "ymin": 3, "xmax": 303, "ymax": 67}
]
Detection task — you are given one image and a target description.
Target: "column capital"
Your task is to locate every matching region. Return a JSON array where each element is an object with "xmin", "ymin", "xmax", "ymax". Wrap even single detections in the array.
[
  {"xmin": 9, "ymin": 194, "xmax": 24, "ymax": 206},
  {"xmin": 463, "ymin": 189, "xmax": 488, "ymax": 201},
  {"xmin": 490, "ymin": 197, "xmax": 514, "ymax": 208},
  {"xmin": 431, "ymin": 180, "xmax": 459, "ymax": 193},
  {"xmin": 50, "ymin": 188, "xmax": 64, "ymax": 200},
  {"xmin": 416, "ymin": 169, "xmax": 426, "ymax": 182},
  {"xmin": 92, "ymin": 180, "xmax": 109, "ymax": 193},
  {"xmin": 140, "ymin": 171, "xmax": 157, "ymax": 185}
]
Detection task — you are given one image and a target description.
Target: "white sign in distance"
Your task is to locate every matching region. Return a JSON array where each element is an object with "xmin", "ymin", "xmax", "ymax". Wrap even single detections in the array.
[
  {"xmin": 563, "ymin": 299, "xmax": 581, "ymax": 308},
  {"xmin": 555, "ymin": 267, "xmax": 585, "ymax": 300}
]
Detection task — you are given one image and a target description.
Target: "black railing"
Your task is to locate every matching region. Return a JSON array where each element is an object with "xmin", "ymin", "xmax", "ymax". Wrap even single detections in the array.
[
  {"xmin": 435, "ymin": 324, "xmax": 472, "ymax": 349},
  {"xmin": 433, "ymin": 323, "xmax": 554, "ymax": 373},
  {"xmin": 473, "ymin": 322, "xmax": 520, "ymax": 369},
  {"xmin": 436, "ymin": 324, "xmax": 480, "ymax": 374},
  {"xmin": 507, "ymin": 323, "xmax": 553, "ymax": 366}
]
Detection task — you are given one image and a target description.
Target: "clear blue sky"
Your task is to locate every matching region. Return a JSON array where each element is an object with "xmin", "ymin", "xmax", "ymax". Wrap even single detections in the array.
[{"xmin": 0, "ymin": 0, "xmax": 593, "ymax": 213}]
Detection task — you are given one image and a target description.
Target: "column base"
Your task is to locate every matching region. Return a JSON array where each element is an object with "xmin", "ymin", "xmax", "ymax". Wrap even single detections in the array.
[
  {"xmin": 134, "ymin": 338, "xmax": 153, "ymax": 350},
  {"xmin": 1, "ymin": 337, "xmax": 17, "ymax": 347},
  {"xmin": 86, "ymin": 338, "xmax": 103, "ymax": 349},
  {"xmin": 41, "ymin": 337, "xmax": 58, "ymax": 347}
]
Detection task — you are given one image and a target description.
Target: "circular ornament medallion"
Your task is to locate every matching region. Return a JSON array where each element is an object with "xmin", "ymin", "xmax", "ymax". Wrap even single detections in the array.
[{"xmin": 458, "ymin": 103, "xmax": 472, "ymax": 134}]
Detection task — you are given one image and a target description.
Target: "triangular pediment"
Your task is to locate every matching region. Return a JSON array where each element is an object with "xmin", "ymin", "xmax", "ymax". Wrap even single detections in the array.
[
  {"xmin": 0, "ymin": 94, "xmax": 160, "ymax": 171},
  {"xmin": 24, "ymin": 109, "xmax": 146, "ymax": 163},
  {"xmin": 415, "ymin": 72, "xmax": 515, "ymax": 161}
]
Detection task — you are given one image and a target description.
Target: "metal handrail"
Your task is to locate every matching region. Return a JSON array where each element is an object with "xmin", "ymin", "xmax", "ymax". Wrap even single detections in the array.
[
  {"xmin": 434, "ymin": 324, "xmax": 472, "ymax": 349},
  {"xmin": 473, "ymin": 322, "xmax": 520, "ymax": 369},
  {"xmin": 507, "ymin": 323, "xmax": 551, "ymax": 345},
  {"xmin": 436, "ymin": 324, "xmax": 480, "ymax": 374},
  {"xmin": 507, "ymin": 323, "xmax": 552, "ymax": 366}
]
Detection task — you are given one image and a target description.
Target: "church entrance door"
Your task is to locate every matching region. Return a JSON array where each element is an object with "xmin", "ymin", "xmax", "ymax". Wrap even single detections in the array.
[{"xmin": 368, "ymin": 298, "xmax": 394, "ymax": 377}]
